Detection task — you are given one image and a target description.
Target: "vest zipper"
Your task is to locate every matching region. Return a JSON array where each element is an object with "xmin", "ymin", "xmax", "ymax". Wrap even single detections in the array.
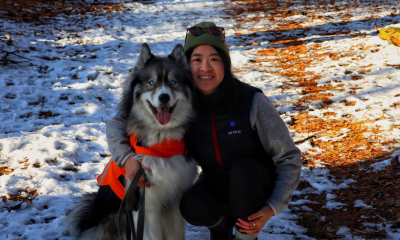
[
  {"xmin": 205, "ymin": 97, "xmax": 224, "ymax": 168},
  {"xmin": 210, "ymin": 113, "xmax": 224, "ymax": 167}
]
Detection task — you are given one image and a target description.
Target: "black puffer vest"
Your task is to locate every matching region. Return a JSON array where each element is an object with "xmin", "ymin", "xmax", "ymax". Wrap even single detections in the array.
[{"xmin": 187, "ymin": 82, "xmax": 275, "ymax": 174}]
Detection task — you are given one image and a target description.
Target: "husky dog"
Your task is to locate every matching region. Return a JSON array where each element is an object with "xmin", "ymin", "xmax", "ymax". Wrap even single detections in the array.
[{"xmin": 67, "ymin": 43, "xmax": 198, "ymax": 240}]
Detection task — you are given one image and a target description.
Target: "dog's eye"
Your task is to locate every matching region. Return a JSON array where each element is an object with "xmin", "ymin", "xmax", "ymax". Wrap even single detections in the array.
[
  {"xmin": 170, "ymin": 80, "xmax": 176, "ymax": 85},
  {"xmin": 149, "ymin": 80, "xmax": 155, "ymax": 86}
]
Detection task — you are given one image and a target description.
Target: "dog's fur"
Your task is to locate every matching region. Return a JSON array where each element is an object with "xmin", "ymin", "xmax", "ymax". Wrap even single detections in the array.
[{"xmin": 67, "ymin": 44, "xmax": 198, "ymax": 240}]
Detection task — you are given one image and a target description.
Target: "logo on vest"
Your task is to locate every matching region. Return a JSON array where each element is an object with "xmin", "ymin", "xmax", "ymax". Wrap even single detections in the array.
[{"xmin": 228, "ymin": 130, "xmax": 241, "ymax": 135}]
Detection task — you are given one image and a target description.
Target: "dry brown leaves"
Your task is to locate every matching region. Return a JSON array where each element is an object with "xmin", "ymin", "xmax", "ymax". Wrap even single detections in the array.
[
  {"xmin": 38, "ymin": 110, "xmax": 60, "ymax": 119},
  {"xmin": 391, "ymin": 102, "xmax": 400, "ymax": 107},
  {"xmin": 1, "ymin": 187, "xmax": 39, "ymax": 211},
  {"xmin": 0, "ymin": 156, "xmax": 74, "ymax": 212},
  {"xmin": 351, "ymin": 75, "xmax": 364, "ymax": 80},
  {"xmin": 291, "ymin": 111, "xmax": 398, "ymax": 167},
  {"xmin": 340, "ymin": 99, "xmax": 356, "ymax": 106},
  {"xmin": 226, "ymin": 0, "xmax": 400, "ymax": 237},
  {"xmin": 0, "ymin": 167, "xmax": 13, "ymax": 176},
  {"xmin": 0, "ymin": 0, "xmax": 125, "ymax": 22},
  {"xmin": 292, "ymin": 156, "xmax": 400, "ymax": 239}
]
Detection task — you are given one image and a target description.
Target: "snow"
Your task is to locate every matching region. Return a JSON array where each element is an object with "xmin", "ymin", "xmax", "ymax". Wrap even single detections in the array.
[
  {"xmin": 326, "ymin": 193, "xmax": 337, "ymax": 201},
  {"xmin": 300, "ymin": 167, "xmax": 357, "ymax": 194},
  {"xmin": 1, "ymin": 0, "xmax": 400, "ymax": 239},
  {"xmin": 336, "ymin": 227, "xmax": 353, "ymax": 239},
  {"xmin": 354, "ymin": 200, "xmax": 373, "ymax": 209},
  {"xmin": 370, "ymin": 158, "xmax": 392, "ymax": 172},
  {"xmin": 323, "ymin": 200, "xmax": 347, "ymax": 210}
]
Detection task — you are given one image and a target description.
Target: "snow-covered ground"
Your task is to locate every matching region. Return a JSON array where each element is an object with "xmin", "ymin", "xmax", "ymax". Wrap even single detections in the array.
[{"xmin": 1, "ymin": 0, "xmax": 399, "ymax": 239}]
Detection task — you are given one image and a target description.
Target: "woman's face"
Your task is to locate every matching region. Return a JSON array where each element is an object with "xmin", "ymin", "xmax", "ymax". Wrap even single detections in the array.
[{"xmin": 189, "ymin": 45, "xmax": 225, "ymax": 95}]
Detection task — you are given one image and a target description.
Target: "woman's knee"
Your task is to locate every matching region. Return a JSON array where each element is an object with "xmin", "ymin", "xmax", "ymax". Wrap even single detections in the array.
[
  {"xmin": 179, "ymin": 188, "xmax": 199, "ymax": 224},
  {"xmin": 179, "ymin": 184, "xmax": 217, "ymax": 226},
  {"xmin": 230, "ymin": 158, "xmax": 276, "ymax": 220},
  {"xmin": 179, "ymin": 175, "xmax": 229, "ymax": 227}
]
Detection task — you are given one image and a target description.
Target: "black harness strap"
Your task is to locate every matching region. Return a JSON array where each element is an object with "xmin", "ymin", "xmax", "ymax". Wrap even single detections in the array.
[
  {"xmin": 183, "ymin": 130, "xmax": 188, "ymax": 159},
  {"xmin": 125, "ymin": 219, "xmax": 131, "ymax": 240},
  {"xmin": 118, "ymin": 167, "xmax": 147, "ymax": 240}
]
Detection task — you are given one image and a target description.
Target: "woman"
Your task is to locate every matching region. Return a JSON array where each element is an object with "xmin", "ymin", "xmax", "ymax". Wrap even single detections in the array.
[{"xmin": 106, "ymin": 22, "xmax": 302, "ymax": 240}]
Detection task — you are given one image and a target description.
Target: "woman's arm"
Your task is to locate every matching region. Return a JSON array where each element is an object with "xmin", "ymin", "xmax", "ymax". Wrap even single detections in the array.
[
  {"xmin": 106, "ymin": 113, "xmax": 151, "ymax": 186},
  {"xmin": 106, "ymin": 112, "xmax": 144, "ymax": 167},
  {"xmin": 236, "ymin": 205, "xmax": 274, "ymax": 235},
  {"xmin": 250, "ymin": 92, "xmax": 302, "ymax": 215}
]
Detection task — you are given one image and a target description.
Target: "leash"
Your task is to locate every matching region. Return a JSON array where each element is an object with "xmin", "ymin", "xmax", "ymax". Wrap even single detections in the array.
[
  {"xmin": 117, "ymin": 132, "xmax": 189, "ymax": 240},
  {"xmin": 118, "ymin": 167, "xmax": 147, "ymax": 240}
]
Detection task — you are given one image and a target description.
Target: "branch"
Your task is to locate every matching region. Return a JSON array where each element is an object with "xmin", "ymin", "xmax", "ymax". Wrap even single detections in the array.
[{"xmin": 294, "ymin": 134, "xmax": 317, "ymax": 144}]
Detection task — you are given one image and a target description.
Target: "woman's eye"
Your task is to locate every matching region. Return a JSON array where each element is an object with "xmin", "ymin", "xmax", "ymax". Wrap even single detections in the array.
[
  {"xmin": 149, "ymin": 80, "xmax": 155, "ymax": 86},
  {"xmin": 170, "ymin": 80, "xmax": 177, "ymax": 85}
]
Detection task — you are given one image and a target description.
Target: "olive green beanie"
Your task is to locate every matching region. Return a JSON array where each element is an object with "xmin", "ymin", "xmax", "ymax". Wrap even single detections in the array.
[{"xmin": 183, "ymin": 22, "xmax": 230, "ymax": 58}]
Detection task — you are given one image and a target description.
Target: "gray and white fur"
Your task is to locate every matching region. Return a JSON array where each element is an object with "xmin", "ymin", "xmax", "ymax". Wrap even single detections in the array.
[{"xmin": 67, "ymin": 43, "xmax": 198, "ymax": 240}]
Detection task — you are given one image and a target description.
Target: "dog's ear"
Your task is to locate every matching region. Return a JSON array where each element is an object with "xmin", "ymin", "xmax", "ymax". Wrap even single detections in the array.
[
  {"xmin": 168, "ymin": 44, "xmax": 189, "ymax": 69},
  {"xmin": 135, "ymin": 43, "xmax": 153, "ymax": 70},
  {"xmin": 119, "ymin": 44, "xmax": 153, "ymax": 119}
]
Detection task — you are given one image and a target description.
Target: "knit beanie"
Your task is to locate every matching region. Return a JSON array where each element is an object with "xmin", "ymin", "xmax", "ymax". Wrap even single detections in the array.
[{"xmin": 183, "ymin": 22, "xmax": 230, "ymax": 58}]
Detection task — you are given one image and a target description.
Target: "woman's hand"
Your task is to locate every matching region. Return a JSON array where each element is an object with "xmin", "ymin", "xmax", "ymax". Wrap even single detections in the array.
[
  {"xmin": 236, "ymin": 205, "xmax": 274, "ymax": 235},
  {"xmin": 123, "ymin": 157, "xmax": 152, "ymax": 188}
]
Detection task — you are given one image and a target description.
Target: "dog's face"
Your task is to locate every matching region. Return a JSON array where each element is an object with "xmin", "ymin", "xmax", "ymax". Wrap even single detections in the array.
[{"xmin": 120, "ymin": 44, "xmax": 195, "ymax": 132}]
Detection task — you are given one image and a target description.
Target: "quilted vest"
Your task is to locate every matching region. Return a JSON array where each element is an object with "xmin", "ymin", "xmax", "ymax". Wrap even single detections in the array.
[{"xmin": 186, "ymin": 82, "xmax": 275, "ymax": 172}]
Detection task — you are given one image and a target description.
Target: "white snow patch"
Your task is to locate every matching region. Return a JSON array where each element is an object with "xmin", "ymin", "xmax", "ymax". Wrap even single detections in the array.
[
  {"xmin": 323, "ymin": 200, "xmax": 346, "ymax": 210},
  {"xmin": 370, "ymin": 159, "xmax": 392, "ymax": 172},
  {"xmin": 354, "ymin": 200, "xmax": 373, "ymax": 209}
]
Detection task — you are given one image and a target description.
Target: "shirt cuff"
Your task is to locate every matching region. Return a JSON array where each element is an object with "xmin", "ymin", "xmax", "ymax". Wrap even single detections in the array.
[{"xmin": 266, "ymin": 201, "xmax": 277, "ymax": 216}]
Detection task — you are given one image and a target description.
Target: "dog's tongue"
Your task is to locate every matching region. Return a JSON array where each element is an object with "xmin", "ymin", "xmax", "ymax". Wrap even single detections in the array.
[{"xmin": 156, "ymin": 107, "xmax": 170, "ymax": 125}]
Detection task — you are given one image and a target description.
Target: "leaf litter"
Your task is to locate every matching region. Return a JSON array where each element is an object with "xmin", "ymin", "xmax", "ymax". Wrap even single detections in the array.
[
  {"xmin": 0, "ymin": 0, "xmax": 400, "ymax": 239},
  {"xmin": 225, "ymin": 0, "xmax": 400, "ymax": 238}
]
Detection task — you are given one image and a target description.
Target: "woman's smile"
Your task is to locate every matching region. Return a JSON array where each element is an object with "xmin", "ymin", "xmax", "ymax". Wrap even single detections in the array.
[
  {"xmin": 190, "ymin": 45, "xmax": 225, "ymax": 95},
  {"xmin": 198, "ymin": 75, "xmax": 214, "ymax": 81}
]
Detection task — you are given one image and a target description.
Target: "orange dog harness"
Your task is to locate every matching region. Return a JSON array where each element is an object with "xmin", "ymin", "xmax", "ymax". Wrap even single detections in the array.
[{"xmin": 97, "ymin": 134, "xmax": 186, "ymax": 200}]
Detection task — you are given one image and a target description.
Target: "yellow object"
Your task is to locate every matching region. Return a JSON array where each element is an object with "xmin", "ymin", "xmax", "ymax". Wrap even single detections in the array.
[{"xmin": 379, "ymin": 27, "xmax": 400, "ymax": 46}]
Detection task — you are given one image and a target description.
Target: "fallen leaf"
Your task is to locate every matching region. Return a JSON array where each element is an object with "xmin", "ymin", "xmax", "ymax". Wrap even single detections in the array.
[{"xmin": 379, "ymin": 27, "xmax": 400, "ymax": 45}]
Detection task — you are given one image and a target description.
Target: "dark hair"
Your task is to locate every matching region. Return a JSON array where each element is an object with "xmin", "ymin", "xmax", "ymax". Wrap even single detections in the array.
[{"xmin": 185, "ymin": 46, "xmax": 243, "ymax": 114}]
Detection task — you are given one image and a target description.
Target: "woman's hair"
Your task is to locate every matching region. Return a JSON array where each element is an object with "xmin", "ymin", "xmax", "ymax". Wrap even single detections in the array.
[{"xmin": 185, "ymin": 46, "xmax": 243, "ymax": 114}]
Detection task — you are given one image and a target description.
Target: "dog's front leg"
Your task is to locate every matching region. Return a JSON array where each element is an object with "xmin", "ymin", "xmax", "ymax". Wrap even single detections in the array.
[
  {"xmin": 161, "ymin": 201, "xmax": 185, "ymax": 240},
  {"xmin": 131, "ymin": 188, "xmax": 163, "ymax": 240},
  {"xmin": 125, "ymin": 179, "xmax": 163, "ymax": 240}
]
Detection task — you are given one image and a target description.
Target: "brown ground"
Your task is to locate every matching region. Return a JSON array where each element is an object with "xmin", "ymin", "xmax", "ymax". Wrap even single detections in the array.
[
  {"xmin": 225, "ymin": 0, "xmax": 400, "ymax": 238},
  {"xmin": 1, "ymin": 0, "xmax": 399, "ymax": 238},
  {"xmin": 0, "ymin": 0, "xmax": 125, "ymax": 22}
]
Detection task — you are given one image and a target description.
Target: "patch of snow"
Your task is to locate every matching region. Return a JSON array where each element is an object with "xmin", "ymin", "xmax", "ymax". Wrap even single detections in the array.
[
  {"xmin": 370, "ymin": 159, "xmax": 392, "ymax": 172},
  {"xmin": 323, "ymin": 200, "xmax": 346, "ymax": 210},
  {"xmin": 326, "ymin": 193, "xmax": 337, "ymax": 200},
  {"xmin": 336, "ymin": 227, "xmax": 353, "ymax": 238},
  {"xmin": 354, "ymin": 200, "xmax": 373, "ymax": 209}
]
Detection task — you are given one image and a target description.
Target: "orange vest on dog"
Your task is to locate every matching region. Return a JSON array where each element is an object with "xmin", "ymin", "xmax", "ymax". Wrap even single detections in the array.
[{"xmin": 97, "ymin": 134, "xmax": 186, "ymax": 200}]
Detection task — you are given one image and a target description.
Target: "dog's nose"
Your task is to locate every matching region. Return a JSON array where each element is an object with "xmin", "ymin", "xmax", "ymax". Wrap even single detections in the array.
[{"xmin": 159, "ymin": 94, "xmax": 170, "ymax": 104}]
